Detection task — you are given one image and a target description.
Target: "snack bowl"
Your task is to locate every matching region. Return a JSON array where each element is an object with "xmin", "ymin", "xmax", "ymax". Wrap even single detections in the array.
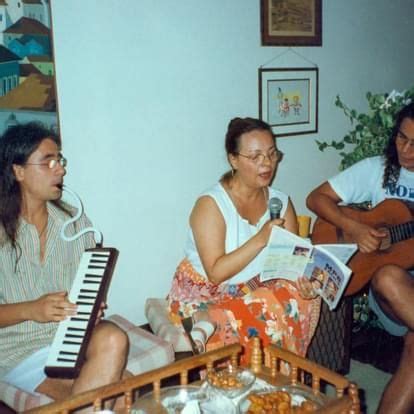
[
  {"xmin": 238, "ymin": 385, "xmax": 327, "ymax": 413},
  {"xmin": 206, "ymin": 365, "xmax": 256, "ymax": 399}
]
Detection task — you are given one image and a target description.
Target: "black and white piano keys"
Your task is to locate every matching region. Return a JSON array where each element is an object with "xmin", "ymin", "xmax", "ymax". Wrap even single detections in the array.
[{"xmin": 45, "ymin": 247, "xmax": 118, "ymax": 379}]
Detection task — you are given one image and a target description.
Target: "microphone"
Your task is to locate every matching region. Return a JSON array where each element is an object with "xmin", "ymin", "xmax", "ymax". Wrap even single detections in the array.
[{"xmin": 269, "ymin": 197, "xmax": 283, "ymax": 220}]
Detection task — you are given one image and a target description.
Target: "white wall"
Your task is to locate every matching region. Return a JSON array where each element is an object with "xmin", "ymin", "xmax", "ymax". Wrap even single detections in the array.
[{"xmin": 50, "ymin": 0, "xmax": 414, "ymax": 324}]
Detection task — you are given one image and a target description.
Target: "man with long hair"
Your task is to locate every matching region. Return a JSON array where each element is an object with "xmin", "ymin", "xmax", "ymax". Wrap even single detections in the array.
[
  {"xmin": 306, "ymin": 103, "xmax": 414, "ymax": 413},
  {"xmin": 0, "ymin": 122, "xmax": 128, "ymax": 407}
]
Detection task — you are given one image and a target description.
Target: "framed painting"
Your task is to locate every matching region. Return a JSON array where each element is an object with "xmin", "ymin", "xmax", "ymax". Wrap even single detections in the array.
[
  {"xmin": 259, "ymin": 67, "xmax": 318, "ymax": 137},
  {"xmin": 0, "ymin": 0, "xmax": 57, "ymax": 134},
  {"xmin": 261, "ymin": 0, "xmax": 322, "ymax": 46}
]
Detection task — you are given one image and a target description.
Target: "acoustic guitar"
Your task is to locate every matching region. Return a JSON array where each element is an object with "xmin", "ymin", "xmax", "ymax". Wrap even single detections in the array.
[{"xmin": 311, "ymin": 199, "xmax": 414, "ymax": 296}]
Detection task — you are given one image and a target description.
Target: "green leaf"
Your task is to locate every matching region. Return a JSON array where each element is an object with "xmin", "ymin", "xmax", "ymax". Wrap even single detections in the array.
[
  {"xmin": 377, "ymin": 94, "xmax": 386, "ymax": 104},
  {"xmin": 333, "ymin": 142, "xmax": 345, "ymax": 150},
  {"xmin": 316, "ymin": 141, "xmax": 328, "ymax": 151},
  {"xmin": 384, "ymin": 113, "xmax": 393, "ymax": 127},
  {"xmin": 335, "ymin": 95, "xmax": 343, "ymax": 108},
  {"xmin": 315, "ymin": 85, "xmax": 412, "ymax": 170}
]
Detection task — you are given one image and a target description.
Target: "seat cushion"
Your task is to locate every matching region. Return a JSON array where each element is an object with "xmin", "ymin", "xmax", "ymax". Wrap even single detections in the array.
[
  {"xmin": 106, "ymin": 314, "xmax": 175, "ymax": 375},
  {"xmin": 0, "ymin": 381, "xmax": 53, "ymax": 412},
  {"xmin": 145, "ymin": 298, "xmax": 192, "ymax": 352}
]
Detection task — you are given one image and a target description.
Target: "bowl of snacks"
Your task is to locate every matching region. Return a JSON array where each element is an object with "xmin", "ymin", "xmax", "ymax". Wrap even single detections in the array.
[
  {"xmin": 238, "ymin": 386, "xmax": 326, "ymax": 413},
  {"xmin": 206, "ymin": 365, "xmax": 256, "ymax": 399}
]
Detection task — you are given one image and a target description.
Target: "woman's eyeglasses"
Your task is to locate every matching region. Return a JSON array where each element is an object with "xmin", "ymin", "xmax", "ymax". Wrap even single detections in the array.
[
  {"xmin": 236, "ymin": 149, "xmax": 283, "ymax": 164},
  {"xmin": 25, "ymin": 156, "xmax": 67, "ymax": 169}
]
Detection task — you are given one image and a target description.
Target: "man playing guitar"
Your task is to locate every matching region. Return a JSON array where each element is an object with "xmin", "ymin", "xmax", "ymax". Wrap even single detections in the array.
[{"xmin": 306, "ymin": 102, "xmax": 414, "ymax": 414}]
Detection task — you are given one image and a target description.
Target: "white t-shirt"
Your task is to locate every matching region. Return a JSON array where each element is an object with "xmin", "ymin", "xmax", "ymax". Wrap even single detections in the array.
[
  {"xmin": 328, "ymin": 156, "xmax": 414, "ymax": 207},
  {"xmin": 184, "ymin": 183, "xmax": 289, "ymax": 284}
]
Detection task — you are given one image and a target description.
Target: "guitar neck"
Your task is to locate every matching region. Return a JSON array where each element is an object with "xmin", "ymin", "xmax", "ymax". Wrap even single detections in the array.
[{"xmin": 389, "ymin": 220, "xmax": 414, "ymax": 244}]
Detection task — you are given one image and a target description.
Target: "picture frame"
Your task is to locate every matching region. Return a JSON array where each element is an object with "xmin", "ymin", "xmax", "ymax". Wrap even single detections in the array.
[
  {"xmin": 0, "ymin": 1, "xmax": 57, "ymax": 134},
  {"xmin": 259, "ymin": 67, "xmax": 318, "ymax": 137},
  {"xmin": 260, "ymin": 0, "xmax": 322, "ymax": 46}
]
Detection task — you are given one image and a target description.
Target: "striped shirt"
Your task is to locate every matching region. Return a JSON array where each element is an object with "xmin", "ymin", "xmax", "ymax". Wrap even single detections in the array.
[{"xmin": 0, "ymin": 202, "xmax": 95, "ymax": 378}]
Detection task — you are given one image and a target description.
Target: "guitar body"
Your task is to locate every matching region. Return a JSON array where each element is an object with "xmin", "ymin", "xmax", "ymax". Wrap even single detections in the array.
[{"xmin": 311, "ymin": 199, "xmax": 414, "ymax": 296}]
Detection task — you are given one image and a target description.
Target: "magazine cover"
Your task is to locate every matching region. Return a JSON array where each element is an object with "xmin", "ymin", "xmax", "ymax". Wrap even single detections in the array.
[{"xmin": 260, "ymin": 226, "xmax": 357, "ymax": 310}]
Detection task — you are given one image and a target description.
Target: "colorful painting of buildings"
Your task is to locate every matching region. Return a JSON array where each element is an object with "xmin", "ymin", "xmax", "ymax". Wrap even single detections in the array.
[{"xmin": 0, "ymin": 0, "xmax": 55, "ymax": 117}]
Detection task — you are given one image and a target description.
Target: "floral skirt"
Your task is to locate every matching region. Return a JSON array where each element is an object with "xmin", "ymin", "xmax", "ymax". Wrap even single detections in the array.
[{"xmin": 168, "ymin": 259, "xmax": 321, "ymax": 364}]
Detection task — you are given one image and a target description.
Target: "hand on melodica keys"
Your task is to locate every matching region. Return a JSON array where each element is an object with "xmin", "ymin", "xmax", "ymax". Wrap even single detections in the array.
[{"xmin": 30, "ymin": 291, "xmax": 78, "ymax": 323}]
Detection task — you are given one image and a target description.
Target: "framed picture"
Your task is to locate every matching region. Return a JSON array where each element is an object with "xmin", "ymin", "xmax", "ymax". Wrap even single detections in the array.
[
  {"xmin": 261, "ymin": 0, "xmax": 322, "ymax": 46},
  {"xmin": 0, "ymin": 1, "xmax": 57, "ymax": 134},
  {"xmin": 259, "ymin": 67, "xmax": 318, "ymax": 137}
]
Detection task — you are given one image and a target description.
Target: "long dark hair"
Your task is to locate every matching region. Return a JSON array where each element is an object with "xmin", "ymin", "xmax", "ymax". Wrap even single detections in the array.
[
  {"xmin": 0, "ymin": 122, "xmax": 66, "ymax": 251},
  {"xmin": 382, "ymin": 102, "xmax": 414, "ymax": 190},
  {"xmin": 221, "ymin": 117, "xmax": 275, "ymax": 182}
]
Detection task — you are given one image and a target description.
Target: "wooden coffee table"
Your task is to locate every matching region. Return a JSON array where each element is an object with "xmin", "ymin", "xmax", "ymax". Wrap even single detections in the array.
[{"xmin": 27, "ymin": 338, "xmax": 360, "ymax": 413}]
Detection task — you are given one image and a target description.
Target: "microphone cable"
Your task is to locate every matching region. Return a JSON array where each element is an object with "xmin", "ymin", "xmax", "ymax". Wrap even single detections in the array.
[{"xmin": 60, "ymin": 185, "xmax": 103, "ymax": 246}]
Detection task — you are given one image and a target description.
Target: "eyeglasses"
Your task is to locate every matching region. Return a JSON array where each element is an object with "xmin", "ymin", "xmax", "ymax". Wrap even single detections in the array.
[
  {"xmin": 236, "ymin": 149, "xmax": 283, "ymax": 164},
  {"xmin": 397, "ymin": 130, "xmax": 414, "ymax": 149},
  {"xmin": 25, "ymin": 156, "xmax": 67, "ymax": 169}
]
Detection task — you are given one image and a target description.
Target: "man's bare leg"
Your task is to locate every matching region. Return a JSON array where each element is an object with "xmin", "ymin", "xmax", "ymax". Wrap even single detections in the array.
[
  {"xmin": 72, "ymin": 321, "xmax": 128, "ymax": 411},
  {"xmin": 371, "ymin": 265, "xmax": 414, "ymax": 330},
  {"xmin": 37, "ymin": 321, "xmax": 128, "ymax": 410},
  {"xmin": 36, "ymin": 378, "xmax": 73, "ymax": 401},
  {"xmin": 371, "ymin": 265, "xmax": 414, "ymax": 414},
  {"xmin": 377, "ymin": 332, "xmax": 414, "ymax": 414}
]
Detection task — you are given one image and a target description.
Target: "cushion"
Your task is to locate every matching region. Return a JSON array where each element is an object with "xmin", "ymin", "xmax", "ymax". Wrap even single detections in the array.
[
  {"xmin": 0, "ymin": 314, "xmax": 174, "ymax": 412},
  {"xmin": 106, "ymin": 314, "xmax": 175, "ymax": 374},
  {"xmin": 0, "ymin": 382, "xmax": 53, "ymax": 412},
  {"xmin": 145, "ymin": 298, "xmax": 192, "ymax": 352}
]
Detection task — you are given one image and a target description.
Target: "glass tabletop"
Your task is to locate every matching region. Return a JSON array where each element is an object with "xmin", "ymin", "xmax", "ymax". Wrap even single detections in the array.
[
  {"xmin": 131, "ymin": 384, "xmax": 238, "ymax": 414},
  {"xmin": 130, "ymin": 377, "xmax": 328, "ymax": 414}
]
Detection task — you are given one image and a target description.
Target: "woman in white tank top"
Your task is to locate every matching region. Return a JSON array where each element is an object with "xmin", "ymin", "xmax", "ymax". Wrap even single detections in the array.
[{"xmin": 168, "ymin": 117, "xmax": 320, "ymax": 363}]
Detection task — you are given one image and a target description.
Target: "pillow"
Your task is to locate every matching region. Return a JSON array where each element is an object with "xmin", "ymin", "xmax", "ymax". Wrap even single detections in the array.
[
  {"xmin": 145, "ymin": 298, "xmax": 192, "ymax": 352},
  {"xmin": 107, "ymin": 314, "xmax": 174, "ymax": 374}
]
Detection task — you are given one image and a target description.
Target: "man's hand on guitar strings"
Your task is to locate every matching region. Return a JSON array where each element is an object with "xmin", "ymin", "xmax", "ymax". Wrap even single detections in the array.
[
  {"xmin": 377, "ymin": 226, "xmax": 392, "ymax": 250},
  {"xmin": 348, "ymin": 222, "xmax": 389, "ymax": 253}
]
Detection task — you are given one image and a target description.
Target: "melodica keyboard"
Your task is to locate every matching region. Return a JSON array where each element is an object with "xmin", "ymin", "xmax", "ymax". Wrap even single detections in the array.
[{"xmin": 44, "ymin": 247, "xmax": 119, "ymax": 379}]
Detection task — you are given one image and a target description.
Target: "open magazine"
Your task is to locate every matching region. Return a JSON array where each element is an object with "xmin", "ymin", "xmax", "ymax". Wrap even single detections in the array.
[{"xmin": 260, "ymin": 226, "xmax": 357, "ymax": 310}]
